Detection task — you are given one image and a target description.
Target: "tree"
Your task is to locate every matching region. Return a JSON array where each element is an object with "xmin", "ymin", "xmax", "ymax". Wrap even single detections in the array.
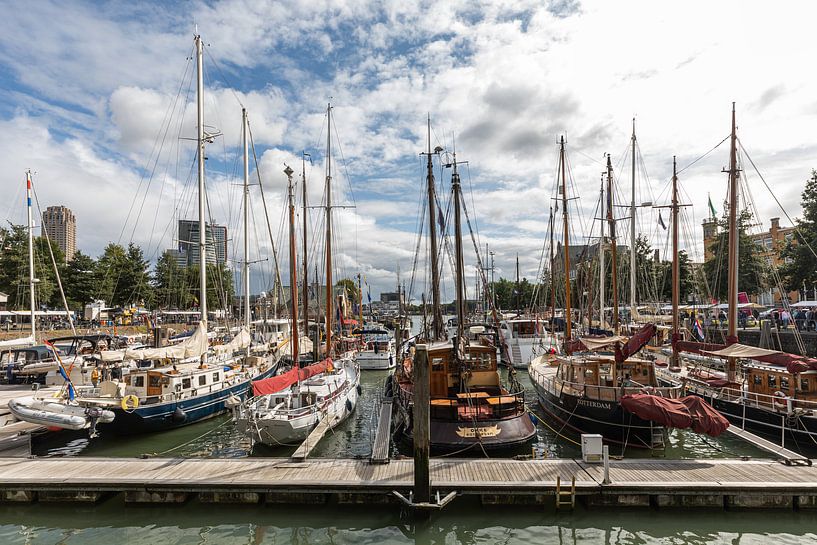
[
  {"xmin": 62, "ymin": 251, "xmax": 98, "ymax": 311},
  {"xmin": 781, "ymin": 170, "xmax": 817, "ymax": 293},
  {"xmin": 0, "ymin": 225, "xmax": 64, "ymax": 310},
  {"xmin": 336, "ymin": 278, "xmax": 360, "ymax": 303},
  {"xmin": 187, "ymin": 263, "xmax": 235, "ymax": 310},
  {"xmin": 703, "ymin": 210, "xmax": 766, "ymax": 300},
  {"xmin": 152, "ymin": 251, "xmax": 191, "ymax": 309},
  {"xmin": 95, "ymin": 243, "xmax": 153, "ymax": 307}
]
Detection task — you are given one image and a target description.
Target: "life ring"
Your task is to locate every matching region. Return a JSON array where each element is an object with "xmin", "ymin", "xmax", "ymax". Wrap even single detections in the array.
[
  {"xmin": 121, "ymin": 395, "xmax": 139, "ymax": 411},
  {"xmin": 773, "ymin": 391, "xmax": 788, "ymax": 410}
]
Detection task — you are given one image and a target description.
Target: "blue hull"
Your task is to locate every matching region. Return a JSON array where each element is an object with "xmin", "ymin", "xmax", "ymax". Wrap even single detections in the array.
[{"xmin": 98, "ymin": 365, "xmax": 278, "ymax": 435}]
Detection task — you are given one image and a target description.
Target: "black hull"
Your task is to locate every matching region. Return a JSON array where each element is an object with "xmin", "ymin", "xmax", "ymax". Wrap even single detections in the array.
[{"xmin": 532, "ymin": 380, "xmax": 661, "ymax": 449}]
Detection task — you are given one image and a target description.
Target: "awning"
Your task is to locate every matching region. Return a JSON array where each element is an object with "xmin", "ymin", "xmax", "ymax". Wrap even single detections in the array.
[{"xmin": 702, "ymin": 343, "xmax": 781, "ymax": 359}]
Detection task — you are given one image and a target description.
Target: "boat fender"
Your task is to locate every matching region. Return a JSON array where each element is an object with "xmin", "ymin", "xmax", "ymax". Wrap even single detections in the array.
[
  {"xmin": 172, "ymin": 407, "xmax": 187, "ymax": 423},
  {"xmin": 346, "ymin": 399, "xmax": 353, "ymax": 412},
  {"xmin": 356, "ymin": 384, "xmax": 362, "ymax": 395},
  {"xmin": 121, "ymin": 395, "xmax": 139, "ymax": 412}
]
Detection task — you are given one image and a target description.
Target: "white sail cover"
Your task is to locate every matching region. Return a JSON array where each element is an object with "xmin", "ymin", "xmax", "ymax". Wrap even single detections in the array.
[
  {"xmin": 0, "ymin": 336, "xmax": 35, "ymax": 348},
  {"xmin": 276, "ymin": 335, "xmax": 314, "ymax": 357},
  {"xmin": 100, "ymin": 322, "xmax": 208, "ymax": 362},
  {"xmin": 212, "ymin": 327, "xmax": 252, "ymax": 355}
]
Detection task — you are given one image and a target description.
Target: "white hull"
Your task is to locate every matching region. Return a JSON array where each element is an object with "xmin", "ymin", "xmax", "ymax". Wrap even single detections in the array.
[
  {"xmin": 356, "ymin": 351, "xmax": 395, "ymax": 370},
  {"xmin": 239, "ymin": 360, "xmax": 360, "ymax": 447},
  {"xmin": 8, "ymin": 396, "xmax": 115, "ymax": 431}
]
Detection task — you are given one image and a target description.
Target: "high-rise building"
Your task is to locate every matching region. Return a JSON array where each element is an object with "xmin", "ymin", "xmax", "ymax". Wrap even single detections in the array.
[
  {"xmin": 175, "ymin": 220, "xmax": 228, "ymax": 267},
  {"xmin": 41, "ymin": 205, "xmax": 76, "ymax": 262}
]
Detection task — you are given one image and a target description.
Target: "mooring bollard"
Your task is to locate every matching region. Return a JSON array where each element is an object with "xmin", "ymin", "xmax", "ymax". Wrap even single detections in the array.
[{"xmin": 602, "ymin": 445, "xmax": 611, "ymax": 484}]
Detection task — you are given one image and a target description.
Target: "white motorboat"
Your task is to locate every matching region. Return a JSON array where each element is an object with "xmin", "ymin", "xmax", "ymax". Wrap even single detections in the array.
[
  {"xmin": 238, "ymin": 357, "xmax": 360, "ymax": 446},
  {"xmin": 355, "ymin": 326, "xmax": 395, "ymax": 370},
  {"xmin": 500, "ymin": 318, "xmax": 559, "ymax": 369}
]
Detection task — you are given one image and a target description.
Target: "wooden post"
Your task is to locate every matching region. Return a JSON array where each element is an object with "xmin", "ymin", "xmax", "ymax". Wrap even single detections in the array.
[{"xmin": 413, "ymin": 343, "xmax": 430, "ymax": 505}]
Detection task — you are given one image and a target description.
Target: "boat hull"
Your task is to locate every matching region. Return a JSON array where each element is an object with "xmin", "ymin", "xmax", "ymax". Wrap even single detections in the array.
[
  {"xmin": 531, "ymin": 378, "xmax": 661, "ymax": 449},
  {"xmin": 356, "ymin": 352, "xmax": 396, "ymax": 370},
  {"xmin": 96, "ymin": 364, "xmax": 278, "ymax": 435}
]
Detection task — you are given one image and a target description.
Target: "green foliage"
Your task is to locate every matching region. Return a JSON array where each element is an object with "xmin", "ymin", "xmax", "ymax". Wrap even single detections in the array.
[
  {"xmin": 95, "ymin": 243, "xmax": 153, "ymax": 307},
  {"xmin": 0, "ymin": 224, "xmax": 65, "ymax": 310},
  {"xmin": 487, "ymin": 277, "xmax": 536, "ymax": 311},
  {"xmin": 336, "ymin": 278, "xmax": 360, "ymax": 302},
  {"xmin": 62, "ymin": 251, "xmax": 98, "ymax": 311},
  {"xmin": 152, "ymin": 251, "xmax": 192, "ymax": 309},
  {"xmin": 185, "ymin": 263, "xmax": 235, "ymax": 311},
  {"xmin": 781, "ymin": 170, "xmax": 817, "ymax": 292},
  {"xmin": 703, "ymin": 210, "xmax": 766, "ymax": 299}
]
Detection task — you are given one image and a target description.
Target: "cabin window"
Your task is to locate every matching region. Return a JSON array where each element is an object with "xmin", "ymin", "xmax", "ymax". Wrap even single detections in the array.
[
  {"xmin": 149, "ymin": 375, "xmax": 162, "ymax": 389},
  {"xmin": 768, "ymin": 375, "xmax": 777, "ymax": 388},
  {"xmin": 198, "ymin": 375, "xmax": 207, "ymax": 386},
  {"xmin": 431, "ymin": 358, "xmax": 445, "ymax": 372},
  {"xmin": 801, "ymin": 378, "xmax": 810, "ymax": 391},
  {"xmin": 753, "ymin": 374, "xmax": 762, "ymax": 386},
  {"xmin": 182, "ymin": 378, "xmax": 191, "ymax": 389},
  {"xmin": 780, "ymin": 377, "xmax": 790, "ymax": 390},
  {"xmin": 212, "ymin": 372, "xmax": 220, "ymax": 382},
  {"xmin": 642, "ymin": 368, "xmax": 649, "ymax": 377},
  {"xmin": 133, "ymin": 375, "xmax": 145, "ymax": 388}
]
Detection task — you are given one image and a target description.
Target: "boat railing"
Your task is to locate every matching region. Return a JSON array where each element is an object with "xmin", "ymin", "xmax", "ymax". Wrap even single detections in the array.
[
  {"xmin": 686, "ymin": 383, "xmax": 817, "ymax": 414},
  {"xmin": 530, "ymin": 366, "xmax": 680, "ymax": 401}
]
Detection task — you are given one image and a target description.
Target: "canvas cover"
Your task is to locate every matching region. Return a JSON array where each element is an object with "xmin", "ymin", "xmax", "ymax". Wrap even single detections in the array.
[
  {"xmin": 621, "ymin": 393, "xmax": 730, "ymax": 437},
  {"xmin": 0, "ymin": 336, "xmax": 35, "ymax": 348},
  {"xmin": 100, "ymin": 321, "xmax": 208, "ymax": 362},
  {"xmin": 251, "ymin": 358, "xmax": 332, "ymax": 396}
]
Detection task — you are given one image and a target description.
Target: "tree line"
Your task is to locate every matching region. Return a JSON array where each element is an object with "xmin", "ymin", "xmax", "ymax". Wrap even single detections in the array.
[{"xmin": 0, "ymin": 225, "xmax": 234, "ymax": 313}]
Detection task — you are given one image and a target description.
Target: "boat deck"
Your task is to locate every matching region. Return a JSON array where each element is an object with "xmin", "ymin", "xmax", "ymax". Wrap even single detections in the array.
[{"xmin": 1, "ymin": 456, "xmax": 816, "ymax": 508}]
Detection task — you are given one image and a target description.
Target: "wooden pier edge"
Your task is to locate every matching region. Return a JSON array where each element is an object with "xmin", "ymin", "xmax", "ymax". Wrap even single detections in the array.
[{"xmin": 0, "ymin": 457, "xmax": 815, "ymax": 509}]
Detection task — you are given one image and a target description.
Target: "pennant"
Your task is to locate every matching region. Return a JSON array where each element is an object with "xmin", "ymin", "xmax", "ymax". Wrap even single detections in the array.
[
  {"xmin": 658, "ymin": 211, "xmax": 667, "ymax": 230},
  {"xmin": 437, "ymin": 207, "xmax": 445, "ymax": 230}
]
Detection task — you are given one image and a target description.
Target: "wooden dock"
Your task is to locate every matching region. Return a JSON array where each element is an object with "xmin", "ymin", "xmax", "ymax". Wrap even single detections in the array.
[{"xmin": 1, "ymin": 456, "xmax": 817, "ymax": 509}]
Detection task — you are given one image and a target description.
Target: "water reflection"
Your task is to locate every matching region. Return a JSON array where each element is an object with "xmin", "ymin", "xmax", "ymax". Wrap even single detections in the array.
[{"xmin": 0, "ymin": 500, "xmax": 815, "ymax": 544}]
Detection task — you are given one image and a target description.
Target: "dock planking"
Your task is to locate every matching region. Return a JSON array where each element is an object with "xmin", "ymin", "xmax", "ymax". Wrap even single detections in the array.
[
  {"xmin": 1, "ymin": 456, "xmax": 817, "ymax": 508},
  {"xmin": 290, "ymin": 417, "xmax": 337, "ymax": 461}
]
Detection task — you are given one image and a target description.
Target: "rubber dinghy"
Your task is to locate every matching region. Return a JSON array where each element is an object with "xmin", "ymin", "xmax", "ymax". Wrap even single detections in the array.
[{"xmin": 8, "ymin": 396, "xmax": 114, "ymax": 434}]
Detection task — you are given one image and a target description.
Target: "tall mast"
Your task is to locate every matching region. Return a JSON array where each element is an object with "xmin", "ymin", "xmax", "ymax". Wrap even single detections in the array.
[
  {"xmin": 451, "ymin": 149, "xmax": 466, "ymax": 342},
  {"xmin": 242, "ymin": 109, "xmax": 250, "ymax": 347},
  {"xmin": 549, "ymin": 207, "xmax": 556, "ymax": 337},
  {"xmin": 670, "ymin": 156, "xmax": 679, "ymax": 368},
  {"xmin": 629, "ymin": 119, "xmax": 637, "ymax": 319},
  {"xmin": 598, "ymin": 175, "xmax": 605, "ymax": 330},
  {"xmin": 26, "ymin": 170, "xmax": 35, "ymax": 341},
  {"xmin": 423, "ymin": 115, "xmax": 443, "ymax": 341},
  {"xmin": 515, "ymin": 254, "xmax": 521, "ymax": 317},
  {"xmin": 302, "ymin": 151, "xmax": 310, "ymax": 354},
  {"xmin": 195, "ymin": 33, "xmax": 208, "ymax": 341},
  {"xmin": 607, "ymin": 155, "xmax": 619, "ymax": 333},
  {"xmin": 357, "ymin": 273, "xmax": 363, "ymax": 326},
  {"xmin": 559, "ymin": 136, "xmax": 572, "ymax": 340},
  {"xmin": 726, "ymin": 102, "xmax": 740, "ymax": 382},
  {"xmin": 285, "ymin": 165, "xmax": 299, "ymax": 365},
  {"xmin": 324, "ymin": 103, "xmax": 333, "ymax": 358}
]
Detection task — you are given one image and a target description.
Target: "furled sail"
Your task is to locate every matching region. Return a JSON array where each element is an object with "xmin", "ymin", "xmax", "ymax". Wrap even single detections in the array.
[
  {"xmin": 212, "ymin": 327, "xmax": 252, "ymax": 355},
  {"xmin": 100, "ymin": 321, "xmax": 208, "ymax": 362}
]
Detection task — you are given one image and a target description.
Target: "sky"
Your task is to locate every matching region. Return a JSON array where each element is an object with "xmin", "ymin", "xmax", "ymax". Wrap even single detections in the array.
[{"xmin": 1, "ymin": 0, "xmax": 815, "ymax": 303}]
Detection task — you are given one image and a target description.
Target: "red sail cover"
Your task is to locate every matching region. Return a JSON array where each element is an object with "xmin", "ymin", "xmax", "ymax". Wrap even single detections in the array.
[
  {"xmin": 251, "ymin": 359, "xmax": 332, "ymax": 396},
  {"xmin": 620, "ymin": 393, "xmax": 730, "ymax": 437}
]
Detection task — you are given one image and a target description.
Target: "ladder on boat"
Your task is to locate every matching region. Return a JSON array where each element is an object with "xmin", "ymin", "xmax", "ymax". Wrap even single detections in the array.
[
  {"xmin": 511, "ymin": 344, "xmax": 523, "ymax": 366},
  {"xmin": 650, "ymin": 424, "xmax": 667, "ymax": 457}
]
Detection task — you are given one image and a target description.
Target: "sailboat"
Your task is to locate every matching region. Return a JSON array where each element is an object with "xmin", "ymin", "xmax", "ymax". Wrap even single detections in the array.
[
  {"xmin": 237, "ymin": 103, "xmax": 360, "ymax": 447},
  {"xmin": 63, "ymin": 37, "xmax": 277, "ymax": 435},
  {"xmin": 657, "ymin": 104, "xmax": 817, "ymax": 451},
  {"xmin": 391, "ymin": 121, "xmax": 536, "ymax": 453},
  {"xmin": 527, "ymin": 137, "xmax": 730, "ymax": 450}
]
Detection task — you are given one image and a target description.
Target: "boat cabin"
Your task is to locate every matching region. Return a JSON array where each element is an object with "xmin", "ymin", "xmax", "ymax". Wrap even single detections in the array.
[
  {"xmin": 123, "ymin": 367, "xmax": 227, "ymax": 402},
  {"xmin": 0, "ymin": 345, "xmax": 57, "ymax": 383},
  {"xmin": 745, "ymin": 363, "xmax": 817, "ymax": 404},
  {"xmin": 502, "ymin": 319, "xmax": 540, "ymax": 339},
  {"xmin": 428, "ymin": 341, "xmax": 500, "ymax": 398},
  {"xmin": 554, "ymin": 356, "xmax": 676, "ymax": 401}
]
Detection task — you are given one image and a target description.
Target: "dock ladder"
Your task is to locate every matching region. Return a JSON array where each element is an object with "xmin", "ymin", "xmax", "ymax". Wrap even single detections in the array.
[{"xmin": 555, "ymin": 475, "xmax": 575, "ymax": 510}]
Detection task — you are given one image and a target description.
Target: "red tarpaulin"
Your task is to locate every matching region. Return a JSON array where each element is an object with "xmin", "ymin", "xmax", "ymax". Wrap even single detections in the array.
[
  {"xmin": 251, "ymin": 359, "xmax": 332, "ymax": 396},
  {"xmin": 620, "ymin": 393, "xmax": 730, "ymax": 437}
]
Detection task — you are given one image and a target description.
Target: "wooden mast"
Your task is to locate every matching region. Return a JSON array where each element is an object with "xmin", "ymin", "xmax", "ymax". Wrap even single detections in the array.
[
  {"xmin": 515, "ymin": 254, "xmax": 521, "ymax": 317},
  {"xmin": 549, "ymin": 207, "xmax": 556, "ymax": 337},
  {"xmin": 324, "ymin": 103, "xmax": 333, "ymax": 358},
  {"xmin": 670, "ymin": 156, "xmax": 680, "ymax": 368},
  {"xmin": 452, "ymin": 149, "xmax": 466, "ymax": 344},
  {"xmin": 726, "ymin": 102, "xmax": 740, "ymax": 382},
  {"xmin": 559, "ymin": 136, "xmax": 572, "ymax": 340},
  {"xmin": 302, "ymin": 151, "xmax": 312, "ymax": 361},
  {"xmin": 606, "ymin": 155, "xmax": 619, "ymax": 333},
  {"xmin": 599, "ymin": 174, "xmax": 605, "ymax": 330},
  {"xmin": 423, "ymin": 115, "xmax": 443, "ymax": 341},
  {"xmin": 285, "ymin": 165, "xmax": 299, "ymax": 365},
  {"xmin": 630, "ymin": 119, "xmax": 637, "ymax": 319}
]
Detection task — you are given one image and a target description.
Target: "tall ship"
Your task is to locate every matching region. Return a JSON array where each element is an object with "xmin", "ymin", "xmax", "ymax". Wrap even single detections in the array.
[{"xmin": 391, "ymin": 118, "xmax": 536, "ymax": 453}]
